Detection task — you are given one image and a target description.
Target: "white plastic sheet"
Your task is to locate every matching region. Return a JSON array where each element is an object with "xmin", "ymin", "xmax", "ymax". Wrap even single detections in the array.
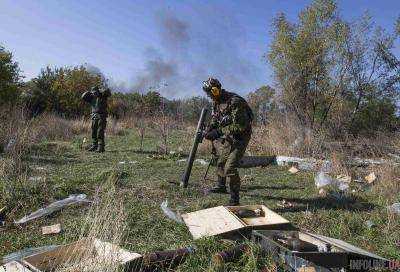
[
  {"xmin": 160, "ymin": 199, "xmax": 183, "ymax": 224},
  {"xmin": 388, "ymin": 203, "xmax": 400, "ymax": 214},
  {"xmin": 15, "ymin": 194, "xmax": 90, "ymax": 224}
]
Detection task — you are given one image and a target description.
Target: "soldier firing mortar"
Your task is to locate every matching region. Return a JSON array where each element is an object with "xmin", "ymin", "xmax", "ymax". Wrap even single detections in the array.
[{"xmin": 202, "ymin": 78, "xmax": 253, "ymax": 206}]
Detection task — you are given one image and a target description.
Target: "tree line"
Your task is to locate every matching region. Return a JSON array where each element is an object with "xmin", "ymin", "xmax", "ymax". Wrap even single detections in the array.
[{"xmin": 1, "ymin": 0, "xmax": 399, "ymax": 136}]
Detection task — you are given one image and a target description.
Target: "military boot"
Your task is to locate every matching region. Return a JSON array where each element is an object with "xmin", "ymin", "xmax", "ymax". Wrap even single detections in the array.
[
  {"xmin": 97, "ymin": 145, "xmax": 105, "ymax": 153},
  {"xmin": 208, "ymin": 176, "xmax": 228, "ymax": 194},
  {"xmin": 228, "ymin": 175, "xmax": 241, "ymax": 206},
  {"xmin": 228, "ymin": 191, "xmax": 240, "ymax": 206}
]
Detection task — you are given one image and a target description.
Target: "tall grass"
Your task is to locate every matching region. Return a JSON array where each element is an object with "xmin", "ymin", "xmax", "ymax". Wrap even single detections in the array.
[{"xmin": 57, "ymin": 174, "xmax": 127, "ymax": 272}]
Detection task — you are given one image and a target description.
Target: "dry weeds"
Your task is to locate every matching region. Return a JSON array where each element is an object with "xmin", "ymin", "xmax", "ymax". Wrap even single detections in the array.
[{"xmin": 57, "ymin": 175, "xmax": 128, "ymax": 272}]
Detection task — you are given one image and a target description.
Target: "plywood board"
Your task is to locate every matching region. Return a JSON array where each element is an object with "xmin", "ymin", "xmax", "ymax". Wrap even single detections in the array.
[
  {"xmin": 182, "ymin": 206, "xmax": 244, "ymax": 239},
  {"xmin": 23, "ymin": 239, "xmax": 141, "ymax": 272},
  {"xmin": 1, "ymin": 262, "xmax": 31, "ymax": 272},
  {"xmin": 226, "ymin": 205, "xmax": 290, "ymax": 228}
]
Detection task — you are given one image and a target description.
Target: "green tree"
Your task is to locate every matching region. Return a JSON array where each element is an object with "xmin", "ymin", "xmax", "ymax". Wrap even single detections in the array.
[
  {"xmin": 0, "ymin": 45, "xmax": 21, "ymax": 105},
  {"xmin": 247, "ymin": 85, "xmax": 276, "ymax": 125},
  {"xmin": 23, "ymin": 65, "xmax": 104, "ymax": 117},
  {"xmin": 268, "ymin": 0, "xmax": 400, "ymax": 135}
]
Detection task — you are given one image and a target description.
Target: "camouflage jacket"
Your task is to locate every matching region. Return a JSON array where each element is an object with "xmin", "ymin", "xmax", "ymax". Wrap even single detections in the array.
[
  {"xmin": 210, "ymin": 90, "xmax": 253, "ymax": 139},
  {"xmin": 81, "ymin": 88, "xmax": 111, "ymax": 115}
]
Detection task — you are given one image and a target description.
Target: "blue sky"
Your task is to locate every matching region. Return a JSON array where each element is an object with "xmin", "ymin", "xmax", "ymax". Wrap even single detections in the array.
[{"xmin": 1, "ymin": 0, "xmax": 399, "ymax": 98}]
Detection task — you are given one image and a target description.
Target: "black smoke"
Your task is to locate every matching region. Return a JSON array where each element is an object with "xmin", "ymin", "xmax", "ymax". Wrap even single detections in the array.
[{"xmin": 131, "ymin": 8, "xmax": 263, "ymax": 98}]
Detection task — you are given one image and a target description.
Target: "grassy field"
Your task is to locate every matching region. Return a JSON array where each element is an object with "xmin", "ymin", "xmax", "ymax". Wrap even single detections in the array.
[{"xmin": 1, "ymin": 127, "xmax": 399, "ymax": 271}]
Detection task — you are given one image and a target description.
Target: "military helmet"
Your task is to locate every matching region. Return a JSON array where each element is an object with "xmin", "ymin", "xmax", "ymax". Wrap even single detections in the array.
[{"xmin": 202, "ymin": 78, "xmax": 222, "ymax": 93}]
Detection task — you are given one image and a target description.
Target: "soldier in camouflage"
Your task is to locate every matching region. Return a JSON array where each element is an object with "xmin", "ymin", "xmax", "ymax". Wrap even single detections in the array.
[
  {"xmin": 202, "ymin": 78, "xmax": 253, "ymax": 206},
  {"xmin": 81, "ymin": 86, "xmax": 111, "ymax": 153}
]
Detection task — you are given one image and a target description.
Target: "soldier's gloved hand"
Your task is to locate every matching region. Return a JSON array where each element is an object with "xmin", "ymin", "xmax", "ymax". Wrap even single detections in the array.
[{"xmin": 204, "ymin": 129, "xmax": 221, "ymax": 141}]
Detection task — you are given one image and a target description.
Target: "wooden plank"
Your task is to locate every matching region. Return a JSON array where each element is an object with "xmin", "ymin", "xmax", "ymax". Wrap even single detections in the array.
[
  {"xmin": 182, "ymin": 206, "xmax": 244, "ymax": 239},
  {"xmin": 41, "ymin": 224, "xmax": 61, "ymax": 235},
  {"xmin": 1, "ymin": 262, "xmax": 32, "ymax": 272}
]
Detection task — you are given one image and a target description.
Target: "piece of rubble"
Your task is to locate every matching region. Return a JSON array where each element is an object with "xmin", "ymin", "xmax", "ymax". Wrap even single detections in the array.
[
  {"xmin": 365, "ymin": 220, "xmax": 376, "ymax": 229},
  {"xmin": 118, "ymin": 161, "xmax": 137, "ymax": 165},
  {"xmin": 288, "ymin": 166, "xmax": 299, "ymax": 174},
  {"xmin": 315, "ymin": 172, "xmax": 349, "ymax": 191},
  {"xmin": 318, "ymin": 188, "xmax": 327, "ymax": 197},
  {"xmin": 364, "ymin": 172, "xmax": 377, "ymax": 184},
  {"xmin": 42, "ymin": 223, "xmax": 61, "ymax": 235},
  {"xmin": 277, "ymin": 200, "xmax": 294, "ymax": 208},
  {"xmin": 22, "ymin": 239, "xmax": 141, "ymax": 272},
  {"xmin": 15, "ymin": 194, "xmax": 90, "ymax": 224},
  {"xmin": 4, "ymin": 138, "xmax": 16, "ymax": 153},
  {"xmin": 195, "ymin": 159, "xmax": 208, "ymax": 165},
  {"xmin": 388, "ymin": 203, "xmax": 400, "ymax": 214},
  {"xmin": 160, "ymin": 200, "xmax": 183, "ymax": 224},
  {"xmin": 1, "ymin": 261, "xmax": 32, "ymax": 272},
  {"xmin": 28, "ymin": 177, "xmax": 43, "ymax": 182}
]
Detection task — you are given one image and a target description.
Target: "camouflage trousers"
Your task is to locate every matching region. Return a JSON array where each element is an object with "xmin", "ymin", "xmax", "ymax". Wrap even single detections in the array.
[
  {"xmin": 91, "ymin": 114, "xmax": 107, "ymax": 147},
  {"xmin": 216, "ymin": 134, "xmax": 251, "ymax": 195}
]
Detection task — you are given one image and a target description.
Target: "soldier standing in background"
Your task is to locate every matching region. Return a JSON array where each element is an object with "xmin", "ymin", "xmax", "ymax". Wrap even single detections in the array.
[
  {"xmin": 202, "ymin": 78, "xmax": 253, "ymax": 206},
  {"xmin": 81, "ymin": 86, "xmax": 111, "ymax": 153}
]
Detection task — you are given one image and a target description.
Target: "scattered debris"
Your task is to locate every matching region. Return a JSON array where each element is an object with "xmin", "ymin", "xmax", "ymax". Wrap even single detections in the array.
[
  {"xmin": 3, "ymin": 245, "xmax": 59, "ymax": 263},
  {"xmin": 318, "ymin": 188, "xmax": 327, "ymax": 197},
  {"xmin": 4, "ymin": 138, "xmax": 16, "ymax": 153},
  {"xmin": 195, "ymin": 159, "xmax": 208, "ymax": 165},
  {"xmin": 288, "ymin": 166, "xmax": 299, "ymax": 174},
  {"xmin": 142, "ymin": 246, "xmax": 196, "ymax": 271},
  {"xmin": 118, "ymin": 161, "xmax": 137, "ymax": 165},
  {"xmin": 28, "ymin": 176, "xmax": 43, "ymax": 182},
  {"xmin": 365, "ymin": 220, "xmax": 376, "ymax": 229},
  {"xmin": 160, "ymin": 200, "xmax": 184, "ymax": 224},
  {"xmin": 35, "ymin": 167, "xmax": 46, "ymax": 171},
  {"xmin": 0, "ymin": 206, "xmax": 6, "ymax": 227},
  {"xmin": 276, "ymin": 156, "xmax": 319, "ymax": 171},
  {"xmin": 277, "ymin": 200, "xmax": 295, "ymax": 208},
  {"xmin": 364, "ymin": 172, "xmax": 377, "ymax": 184},
  {"xmin": 15, "ymin": 194, "xmax": 90, "ymax": 224},
  {"xmin": 212, "ymin": 244, "xmax": 251, "ymax": 267},
  {"xmin": 1, "ymin": 261, "xmax": 33, "ymax": 272},
  {"xmin": 315, "ymin": 171, "xmax": 349, "ymax": 191},
  {"xmin": 21, "ymin": 239, "xmax": 141, "ymax": 272},
  {"xmin": 348, "ymin": 157, "xmax": 392, "ymax": 167},
  {"xmin": 388, "ymin": 203, "xmax": 400, "ymax": 214},
  {"xmin": 42, "ymin": 223, "xmax": 61, "ymax": 235},
  {"xmin": 177, "ymin": 159, "xmax": 186, "ymax": 163}
]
